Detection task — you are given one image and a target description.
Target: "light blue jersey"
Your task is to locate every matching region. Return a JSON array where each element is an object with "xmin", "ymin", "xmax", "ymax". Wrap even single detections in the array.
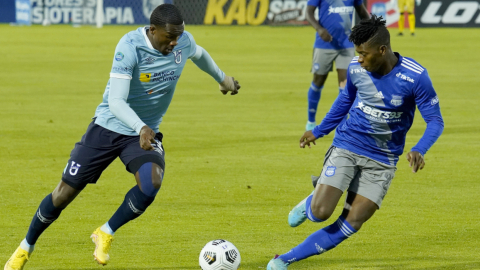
[
  {"xmin": 313, "ymin": 53, "xmax": 444, "ymax": 165},
  {"xmin": 308, "ymin": 0, "xmax": 363, "ymax": 50},
  {"xmin": 94, "ymin": 27, "xmax": 197, "ymax": 136}
]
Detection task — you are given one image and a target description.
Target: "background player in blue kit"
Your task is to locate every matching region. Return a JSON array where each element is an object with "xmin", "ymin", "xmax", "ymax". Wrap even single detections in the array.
[
  {"xmin": 4, "ymin": 4, "xmax": 240, "ymax": 270},
  {"xmin": 267, "ymin": 15, "xmax": 443, "ymax": 269},
  {"xmin": 305, "ymin": 0, "xmax": 369, "ymax": 131}
]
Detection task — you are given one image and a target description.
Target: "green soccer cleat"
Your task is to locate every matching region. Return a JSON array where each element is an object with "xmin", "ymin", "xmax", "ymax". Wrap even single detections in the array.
[
  {"xmin": 306, "ymin": 121, "xmax": 316, "ymax": 131},
  {"xmin": 288, "ymin": 191, "xmax": 313, "ymax": 227},
  {"xmin": 267, "ymin": 255, "xmax": 289, "ymax": 270},
  {"xmin": 91, "ymin": 227, "xmax": 114, "ymax": 265},
  {"xmin": 4, "ymin": 247, "xmax": 30, "ymax": 270}
]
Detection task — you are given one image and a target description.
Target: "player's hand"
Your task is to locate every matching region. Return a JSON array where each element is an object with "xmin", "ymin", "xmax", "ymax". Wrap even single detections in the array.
[
  {"xmin": 139, "ymin": 125, "xmax": 156, "ymax": 151},
  {"xmin": 317, "ymin": 29, "xmax": 332, "ymax": 42},
  {"xmin": 300, "ymin": 130, "xmax": 317, "ymax": 148},
  {"xmin": 406, "ymin": 151, "xmax": 425, "ymax": 173},
  {"xmin": 219, "ymin": 75, "xmax": 241, "ymax": 95}
]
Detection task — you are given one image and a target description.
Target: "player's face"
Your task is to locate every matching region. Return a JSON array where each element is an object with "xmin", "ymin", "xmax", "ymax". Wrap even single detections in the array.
[
  {"xmin": 355, "ymin": 43, "xmax": 387, "ymax": 73},
  {"xmin": 149, "ymin": 23, "xmax": 184, "ymax": 55}
]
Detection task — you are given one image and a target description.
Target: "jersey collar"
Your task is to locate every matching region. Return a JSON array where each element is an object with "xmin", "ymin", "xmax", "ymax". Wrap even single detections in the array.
[{"xmin": 143, "ymin": 26, "xmax": 155, "ymax": 50}]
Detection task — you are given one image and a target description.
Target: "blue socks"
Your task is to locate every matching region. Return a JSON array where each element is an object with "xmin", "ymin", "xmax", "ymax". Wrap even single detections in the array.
[
  {"xmin": 108, "ymin": 185, "xmax": 155, "ymax": 232},
  {"xmin": 279, "ymin": 216, "xmax": 357, "ymax": 264},
  {"xmin": 25, "ymin": 194, "xmax": 63, "ymax": 245},
  {"xmin": 307, "ymin": 83, "xmax": 323, "ymax": 123}
]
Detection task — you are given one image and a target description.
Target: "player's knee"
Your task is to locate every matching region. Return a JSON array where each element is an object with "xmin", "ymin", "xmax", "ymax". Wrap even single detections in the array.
[
  {"xmin": 137, "ymin": 162, "xmax": 163, "ymax": 197},
  {"xmin": 310, "ymin": 203, "xmax": 334, "ymax": 221}
]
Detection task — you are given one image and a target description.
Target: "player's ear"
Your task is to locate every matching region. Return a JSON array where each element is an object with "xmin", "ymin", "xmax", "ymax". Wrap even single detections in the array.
[
  {"xmin": 379, "ymin": 45, "xmax": 387, "ymax": 55},
  {"xmin": 149, "ymin": 24, "xmax": 156, "ymax": 34}
]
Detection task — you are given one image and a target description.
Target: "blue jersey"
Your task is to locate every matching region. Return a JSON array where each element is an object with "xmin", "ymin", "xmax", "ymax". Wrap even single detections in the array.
[
  {"xmin": 308, "ymin": 0, "xmax": 362, "ymax": 50},
  {"xmin": 313, "ymin": 53, "xmax": 444, "ymax": 165},
  {"xmin": 94, "ymin": 27, "xmax": 197, "ymax": 136}
]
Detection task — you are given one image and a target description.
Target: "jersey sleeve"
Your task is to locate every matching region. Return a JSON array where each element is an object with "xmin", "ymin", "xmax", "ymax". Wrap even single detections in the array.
[
  {"xmin": 110, "ymin": 37, "xmax": 137, "ymax": 80},
  {"xmin": 411, "ymin": 69, "xmax": 444, "ymax": 155},
  {"xmin": 184, "ymin": 31, "xmax": 198, "ymax": 59},
  {"xmin": 307, "ymin": 0, "xmax": 321, "ymax": 6}
]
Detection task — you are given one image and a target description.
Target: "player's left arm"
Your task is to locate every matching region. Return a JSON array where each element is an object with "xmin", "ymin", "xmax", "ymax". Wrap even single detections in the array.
[
  {"xmin": 354, "ymin": 0, "xmax": 371, "ymax": 20},
  {"xmin": 190, "ymin": 45, "xmax": 240, "ymax": 95},
  {"xmin": 408, "ymin": 70, "xmax": 444, "ymax": 173}
]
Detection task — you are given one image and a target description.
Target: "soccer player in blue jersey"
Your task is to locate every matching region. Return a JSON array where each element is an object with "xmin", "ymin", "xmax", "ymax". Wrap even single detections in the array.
[
  {"xmin": 5, "ymin": 4, "xmax": 240, "ymax": 270},
  {"xmin": 267, "ymin": 15, "xmax": 443, "ymax": 269},
  {"xmin": 305, "ymin": 0, "xmax": 370, "ymax": 131}
]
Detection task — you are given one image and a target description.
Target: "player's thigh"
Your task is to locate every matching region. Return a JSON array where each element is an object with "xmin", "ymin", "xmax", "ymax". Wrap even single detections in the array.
[
  {"xmin": 120, "ymin": 132, "xmax": 165, "ymax": 183},
  {"xmin": 405, "ymin": 0, "xmax": 415, "ymax": 13},
  {"xmin": 348, "ymin": 157, "xmax": 396, "ymax": 209},
  {"xmin": 313, "ymin": 146, "xmax": 359, "ymax": 212},
  {"xmin": 62, "ymin": 122, "xmax": 120, "ymax": 191},
  {"xmin": 312, "ymin": 48, "xmax": 337, "ymax": 75},
  {"xmin": 398, "ymin": 0, "xmax": 407, "ymax": 10}
]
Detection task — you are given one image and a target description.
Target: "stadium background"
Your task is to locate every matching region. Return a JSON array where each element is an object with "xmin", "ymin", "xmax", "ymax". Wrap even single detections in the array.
[{"xmin": 1, "ymin": 0, "xmax": 479, "ymax": 270}]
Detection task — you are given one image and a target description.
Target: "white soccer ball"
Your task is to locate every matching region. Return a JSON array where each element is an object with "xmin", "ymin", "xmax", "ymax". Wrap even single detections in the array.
[{"xmin": 199, "ymin": 239, "xmax": 241, "ymax": 270}]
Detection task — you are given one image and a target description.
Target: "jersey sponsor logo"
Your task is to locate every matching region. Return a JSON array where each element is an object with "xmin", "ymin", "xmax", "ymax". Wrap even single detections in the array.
[
  {"xmin": 325, "ymin": 166, "xmax": 336, "ymax": 177},
  {"xmin": 69, "ymin": 161, "xmax": 81, "ymax": 176},
  {"xmin": 328, "ymin": 5, "xmax": 354, "ymax": 15},
  {"xmin": 396, "ymin": 72, "xmax": 415, "ymax": 83},
  {"xmin": 144, "ymin": 56, "xmax": 156, "ymax": 64},
  {"xmin": 356, "ymin": 102, "xmax": 403, "ymax": 122},
  {"xmin": 140, "ymin": 73, "xmax": 151, "ymax": 82},
  {"xmin": 115, "ymin": 52, "xmax": 124, "ymax": 61},
  {"xmin": 374, "ymin": 91, "xmax": 385, "ymax": 99},
  {"xmin": 350, "ymin": 67, "xmax": 366, "ymax": 74},
  {"xmin": 140, "ymin": 71, "xmax": 180, "ymax": 83},
  {"xmin": 173, "ymin": 50, "xmax": 182, "ymax": 64},
  {"xmin": 431, "ymin": 95, "xmax": 439, "ymax": 105},
  {"xmin": 390, "ymin": 95, "xmax": 404, "ymax": 107}
]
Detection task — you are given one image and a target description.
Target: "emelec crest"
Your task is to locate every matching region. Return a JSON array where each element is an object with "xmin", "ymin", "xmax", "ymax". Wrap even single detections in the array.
[{"xmin": 173, "ymin": 50, "xmax": 182, "ymax": 64}]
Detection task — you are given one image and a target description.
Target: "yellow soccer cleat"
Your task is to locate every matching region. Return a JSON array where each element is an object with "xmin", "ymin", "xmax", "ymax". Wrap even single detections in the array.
[
  {"xmin": 90, "ymin": 227, "xmax": 114, "ymax": 265},
  {"xmin": 4, "ymin": 247, "xmax": 30, "ymax": 270}
]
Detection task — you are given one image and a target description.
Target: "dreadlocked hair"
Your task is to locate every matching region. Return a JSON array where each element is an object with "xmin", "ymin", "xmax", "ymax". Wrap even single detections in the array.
[
  {"xmin": 150, "ymin": 4, "xmax": 183, "ymax": 26},
  {"xmin": 349, "ymin": 15, "xmax": 390, "ymax": 47}
]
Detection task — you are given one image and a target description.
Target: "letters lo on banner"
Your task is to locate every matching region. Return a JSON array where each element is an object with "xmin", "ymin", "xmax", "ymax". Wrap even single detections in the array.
[
  {"xmin": 417, "ymin": 0, "xmax": 480, "ymax": 27},
  {"xmin": 204, "ymin": 0, "xmax": 269, "ymax": 25}
]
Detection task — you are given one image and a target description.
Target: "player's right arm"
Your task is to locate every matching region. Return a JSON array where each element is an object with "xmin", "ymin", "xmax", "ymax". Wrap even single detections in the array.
[
  {"xmin": 306, "ymin": 1, "xmax": 332, "ymax": 42},
  {"xmin": 300, "ymin": 68, "xmax": 357, "ymax": 148},
  {"xmin": 109, "ymin": 38, "xmax": 156, "ymax": 150}
]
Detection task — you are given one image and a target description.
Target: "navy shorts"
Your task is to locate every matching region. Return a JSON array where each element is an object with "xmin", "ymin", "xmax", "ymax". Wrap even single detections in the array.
[{"xmin": 61, "ymin": 121, "xmax": 165, "ymax": 190}]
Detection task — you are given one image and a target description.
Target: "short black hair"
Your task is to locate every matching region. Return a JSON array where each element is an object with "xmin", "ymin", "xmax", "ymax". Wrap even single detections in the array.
[
  {"xmin": 349, "ymin": 15, "xmax": 390, "ymax": 47},
  {"xmin": 150, "ymin": 4, "xmax": 183, "ymax": 26}
]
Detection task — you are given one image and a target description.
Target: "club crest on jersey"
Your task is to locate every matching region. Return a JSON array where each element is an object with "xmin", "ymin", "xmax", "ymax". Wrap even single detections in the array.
[
  {"xmin": 325, "ymin": 166, "xmax": 336, "ymax": 177},
  {"xmin": 431, "ymin": 95, "xmax": 439, "ymax": 106},
  {"xmin": 115, "ymin": 52, "xmax": 124, "ymax": 61},
  {"xmin": 144, "ymin": 56, "xmax": 156, "ymax": 64},
  {"xmin": 173, "ymin": 50, "xmax": 182, "ymax": 64},
  {"xmin": 313, "ymin": 63, "xmax": 320, "ymax": 71},
  {"xmin": 390, "ymin": 95, "xmax": 404, "ymax": 107}
]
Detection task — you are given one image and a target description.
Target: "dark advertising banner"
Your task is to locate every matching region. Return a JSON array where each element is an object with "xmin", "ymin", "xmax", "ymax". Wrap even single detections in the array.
[{"xmin": 416, "ymin": 0, "xmax": 480, "ymax": 27}]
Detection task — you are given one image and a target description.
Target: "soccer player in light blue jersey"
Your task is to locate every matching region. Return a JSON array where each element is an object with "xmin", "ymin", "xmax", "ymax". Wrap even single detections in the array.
[
  {"xmin": 5, "ymin": 4, "xmax": 240, "ymax": 270},
  {"xmin": 305, "ymin": 0, "xmax": 369, "ymax": 131},
  {"xmin": 267, "ymin": 15, "xmax": 443, "ymax": 269}
]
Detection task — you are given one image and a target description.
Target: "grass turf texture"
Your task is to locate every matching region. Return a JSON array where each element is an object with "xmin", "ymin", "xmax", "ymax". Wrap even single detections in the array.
[{"xmin": 0, "ymin": 25, "xmax": 479, "ymax": 270}]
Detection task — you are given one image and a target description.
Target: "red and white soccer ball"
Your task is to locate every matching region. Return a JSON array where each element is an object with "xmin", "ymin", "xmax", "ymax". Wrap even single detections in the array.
[{"xmin": 199, "ymin": 239, "xmax": 241, "ymax": 270}]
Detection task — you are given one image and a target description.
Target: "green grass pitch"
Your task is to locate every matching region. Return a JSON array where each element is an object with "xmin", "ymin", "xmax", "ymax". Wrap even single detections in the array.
[{"xmin": 0, "ymin": 24, "xmax": 479, "ymax": 269}]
